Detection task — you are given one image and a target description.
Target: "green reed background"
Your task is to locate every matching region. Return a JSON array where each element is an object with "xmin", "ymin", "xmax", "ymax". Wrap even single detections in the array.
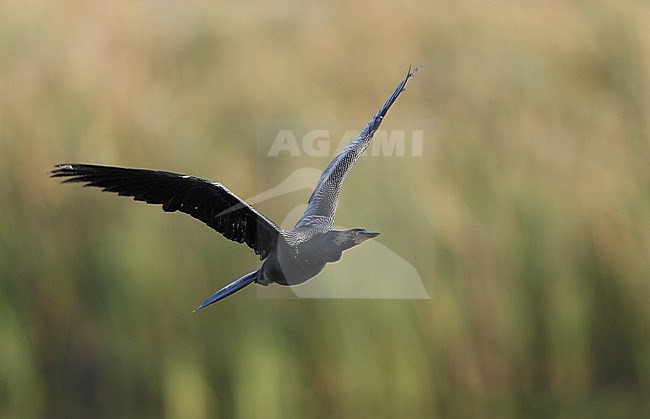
[{"xmin": 1, "ymin": 0, "xmax": 649, "ymax": 417}]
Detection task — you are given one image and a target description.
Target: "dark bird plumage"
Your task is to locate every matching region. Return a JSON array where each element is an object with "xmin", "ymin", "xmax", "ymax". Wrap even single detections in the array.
[{"xmin": 50, "ymin": 66, "xmax": 418, "ymax": 310}]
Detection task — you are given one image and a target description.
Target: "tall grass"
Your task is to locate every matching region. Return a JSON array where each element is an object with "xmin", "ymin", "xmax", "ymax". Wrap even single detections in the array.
[{"xmin": 1, "ymin": 0, "xmax": 649, "ymax": 416}]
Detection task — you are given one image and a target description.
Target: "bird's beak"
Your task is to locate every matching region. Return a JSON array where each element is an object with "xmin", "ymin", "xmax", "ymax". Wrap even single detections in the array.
[{"xmin": 358, "ymin": 231, "xmax": 381, "ymax": 242}]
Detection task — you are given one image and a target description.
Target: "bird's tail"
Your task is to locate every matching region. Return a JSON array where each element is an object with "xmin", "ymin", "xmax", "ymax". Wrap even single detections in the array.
[{"xmin": 193, "ymin": 270, "xmax": 259, "ymax": 312}]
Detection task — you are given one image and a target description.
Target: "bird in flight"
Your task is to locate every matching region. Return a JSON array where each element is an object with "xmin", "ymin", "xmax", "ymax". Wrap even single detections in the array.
[{"xmin": 51, "ymin": 66, "xmax": 419, "ymax": 311}]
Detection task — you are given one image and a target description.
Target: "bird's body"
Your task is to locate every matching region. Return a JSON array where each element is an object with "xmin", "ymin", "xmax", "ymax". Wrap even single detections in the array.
[
  {"xmin": 261, "ymin": 229, "xmax": 363, "ymax": 286},
  {"xmin": 51, "ymin": 67, "xmax": 418, "ymax": 310}
]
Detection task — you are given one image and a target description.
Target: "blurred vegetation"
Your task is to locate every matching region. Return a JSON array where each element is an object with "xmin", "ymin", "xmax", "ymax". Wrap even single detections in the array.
[{"xmin": 1, "ymin": 0, "xmax": 649, "ymax": 417}]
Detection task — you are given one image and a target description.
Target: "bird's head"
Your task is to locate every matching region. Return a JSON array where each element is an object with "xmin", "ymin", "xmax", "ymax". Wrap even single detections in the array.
[
  {"xmin": 351, "ymin": 228, "xmax": 381, "ymax": 245},
  {"xmin": 332, "ymin": 228, "xmax": 380, "ymax": 248},
  {"xmin": 313, "ymin": 229, "xmax": 380, "ymax": 263}
]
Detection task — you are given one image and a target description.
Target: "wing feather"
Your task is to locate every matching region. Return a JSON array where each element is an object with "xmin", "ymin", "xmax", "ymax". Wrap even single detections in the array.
[
  {"xmin": 50, "ymin": 164, "xmax": 281, "ymax": 259},
  {"xmin": 294, "ymin": 66, "xmax": 419, "ymax": 230}
]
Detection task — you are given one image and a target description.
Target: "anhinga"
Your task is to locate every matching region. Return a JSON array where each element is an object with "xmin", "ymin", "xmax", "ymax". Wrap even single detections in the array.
[{"xmin": 50, "ymin": 66, "xmax": 418, "ymax": 311}]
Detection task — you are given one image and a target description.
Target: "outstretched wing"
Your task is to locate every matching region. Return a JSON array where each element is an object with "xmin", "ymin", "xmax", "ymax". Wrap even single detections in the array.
[
  {"xmin": 294, "ymin": 66, "xmax": 419, "ymax": 231},
  {"xmin": 50, "ymin": 164, "xmax": 281, "ymax": 259}
]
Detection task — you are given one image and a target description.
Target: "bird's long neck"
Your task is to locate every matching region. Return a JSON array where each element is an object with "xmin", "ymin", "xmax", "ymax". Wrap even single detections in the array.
[{"xmin": 318, "ymin": 231, "xmax": 359, "ymax": 260}]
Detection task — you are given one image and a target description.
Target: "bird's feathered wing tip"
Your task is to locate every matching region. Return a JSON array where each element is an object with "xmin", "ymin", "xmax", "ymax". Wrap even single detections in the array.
[
  {"xmin": 407, "ymin": 64, "xmax": 421, "ymax": 80},
  {"xmin": 193, "ymin": 270, "xmax": 259, "ymax": 312},
  {"xmin": 369, "ymin": 64, "xmax": 419, "ymax": 134}
]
